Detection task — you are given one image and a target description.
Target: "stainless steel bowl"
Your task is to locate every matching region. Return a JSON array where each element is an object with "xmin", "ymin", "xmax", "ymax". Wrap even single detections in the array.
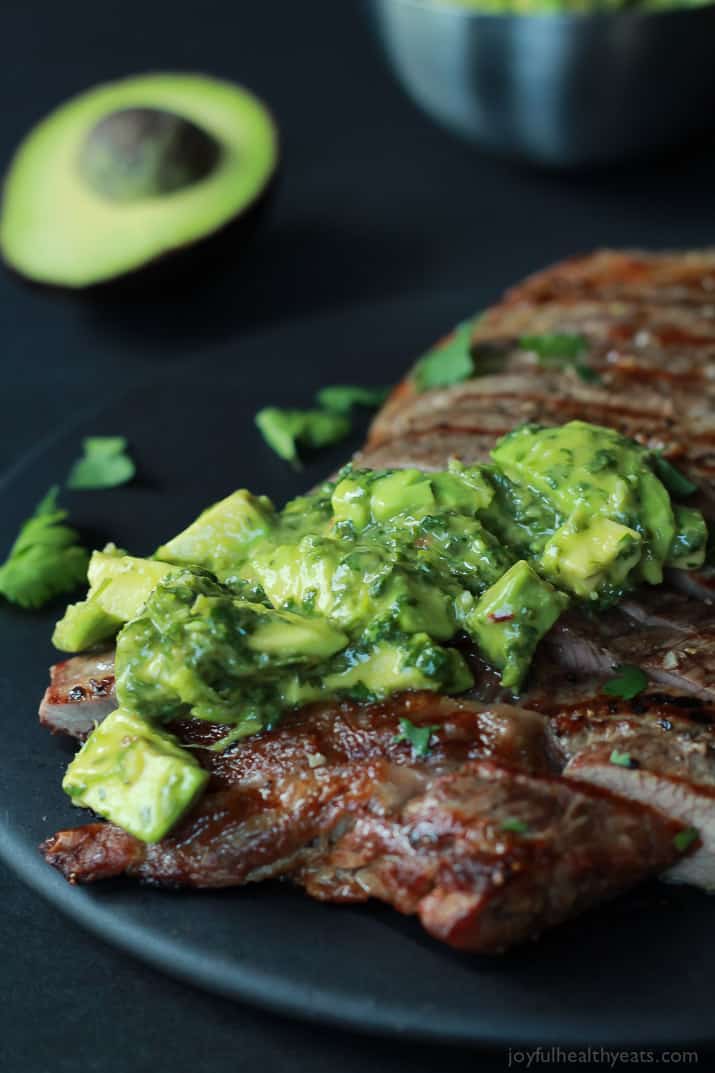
[{"xmin": 368, "ymin": 0, "xmax": 715, "ymax": 167}]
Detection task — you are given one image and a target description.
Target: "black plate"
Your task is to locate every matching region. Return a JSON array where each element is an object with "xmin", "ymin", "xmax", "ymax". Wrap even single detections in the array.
[{"xmin": 1, "ymin": 299, "xmax": 713, "ymax": 1049}]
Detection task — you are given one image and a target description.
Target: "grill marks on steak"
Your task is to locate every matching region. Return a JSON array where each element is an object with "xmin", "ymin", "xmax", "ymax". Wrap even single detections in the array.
[
  {"xmin": 503, "ymin": 249, "xmax": 715, "ymax": 307},
  {"xmin": 42, "ymin": 695, "xmax": 553, "ymax": 888},
  {"xmin": 296, "ymin": 761, "xmax": 685, "ymax": 952},
  {"xmin": 40, "ymin": 695, "xmax": 687, "ymax": 951},
  {"xmin": 365, "ymin": 252, "xmax": 715, "ymax": 493},
  {"xmin": 543, "ymin": 693, "xmax": 715, "ymax": 889}
]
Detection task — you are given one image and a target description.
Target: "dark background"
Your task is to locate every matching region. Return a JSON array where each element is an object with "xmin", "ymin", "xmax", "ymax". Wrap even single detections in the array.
[{"xmin": 2, "ymin": 1, "xmax": 715, "ymax": 1070}]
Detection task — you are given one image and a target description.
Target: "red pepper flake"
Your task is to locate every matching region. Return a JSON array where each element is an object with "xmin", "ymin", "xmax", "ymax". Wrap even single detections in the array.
[{"xmin": 488, "ymin": 609, "xmax": 514, "ymax": 623}]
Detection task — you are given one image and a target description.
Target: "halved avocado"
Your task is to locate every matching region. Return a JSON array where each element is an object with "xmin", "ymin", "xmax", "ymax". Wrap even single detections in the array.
[{"xmin": 0, "ymin": 72, "xmax": 278, "ymax": 287}]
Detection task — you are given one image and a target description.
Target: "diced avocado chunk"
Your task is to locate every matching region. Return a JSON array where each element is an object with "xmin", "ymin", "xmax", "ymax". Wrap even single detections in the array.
[
  {"xmin": 248, "ymin": 611, "xmax": 348, "ymax": 659},
  {"xmin": 52, "ymin": 590, "xmax": 120, "ymax": 653},
  {"xmin": 324, "ymin": 635, "xmax": 473, "ymax": 697},
  {"xmin": 370, "ymin": 470, "xmax": 436, "ymax": 523},
  {"xmin": 491, "ymin": 421, "xmax": 676, "ymax": 587},
  {"xmin": 667, "ymin": 505, "xmax": 708, "ymax": 571},
  {"xmin": 156, "ymin": 489, "xmax": 275, "ymax": 580},
  {"xmin": 53, "ymin": 549, "xmax": 175, "ymax": 652},
  {"xmin": 247, "ymin": 535, "xmax": 455, "ymax": 639},
  {"xmin": 330, "ymin": 462, "xmax": 494, "ymax": 532},
  {"xmin": 331, "ymin": 476, "xmax": 371, "ymax": 530},
  {"xmin": 432, "ymin": 461, "xmax": 494, "ymax": 514},
  {"xmin": 87, "ymin": 549, "xmax": 175, "ymax": 617},
  {"xmin": 464, "ymin": 560, "xmax": 569, "ymax": 690},
  {"xmin": 62, "ymin": 708, "xmax": 209, "ymax": 843},
  {"xmin": 636, "ymin": 470, "xmax": 676, "ymax": 584},
  {"xmin": 540, "ymin": 517, "xmax": 642, "ymax": 599}
]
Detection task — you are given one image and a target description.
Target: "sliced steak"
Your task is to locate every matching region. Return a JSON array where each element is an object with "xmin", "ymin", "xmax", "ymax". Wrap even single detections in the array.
[
  {"xmin": 667, "ymin": 564, "xmax": 715, "ymax": 603},
  {"xmin": 40, "ymin": 696, "xmax": 688, "ymax": 952},
  {"xmin": 619, "ymin": 588, "xmax": 715, "ymax": 632},
  {"xmin": 41, "ymin": 694, "xmax": 554, "ymax": 885},
  {"xmin": 544, "ymin": 691, "xmax": 715, "ymax": 889},
  {"xmin": 503, "ymin": 249, "xmax": 715, "ymax": 308},
  {"xmin": 546, "ymin": 609, "xmax": 715, "ymax": 702},
  {"xmin": 296, "ymin": 760, "xmax": 687, "ymax": 953},
  {"xmin": 478, "ymin": 295, "xmax": 715, "ymax": 356},
  {"xmin": 39, "ymin": 651, "xmax": 116, "ymax": 738},
  {"xmin": 38, "ymin": 249, "xmax": 715, "ymax": 951}
]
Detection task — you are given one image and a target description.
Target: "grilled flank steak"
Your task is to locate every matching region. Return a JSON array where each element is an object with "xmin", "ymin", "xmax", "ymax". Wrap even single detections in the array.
[{"xmin": 40, "ymin": 250, "xmax": 715, "ymax": 952}]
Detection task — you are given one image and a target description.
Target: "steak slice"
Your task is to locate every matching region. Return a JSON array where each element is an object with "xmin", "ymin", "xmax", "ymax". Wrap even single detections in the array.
[
  {"xmin": 503, "ymin": 249, "xmax": 715, "ymax": 308},
  {"xmin": 40, "ymin": 696, "xmax": 688, "ymax": 952},
  {"xmin": 295, "ymin": 760, "xmax": 687, "ymax": 953},
  {"xmin": 38, "ymin": 650, "xmax": 116, "ymax": 738},
  {"xmin": 41, "ymin": 694, "xmax": 553, "ymax": 885},
  {"xmin": 543, "ymin": 689, "xmax": 715, "ymax": 889},
  {"xmin": 546, "ymin": 607, "xmax": 715, "ymax": 702},
  {"xmin": 364, "ymin": 370, "xmax": 715, "ymax": 492},
  {"xmin": 565, "ymin": 745, "xmax": 715, "ymax": 890}
]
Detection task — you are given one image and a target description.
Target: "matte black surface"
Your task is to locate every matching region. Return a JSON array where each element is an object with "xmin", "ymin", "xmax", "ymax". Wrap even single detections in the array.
[{"xmin": 3, "ymin": 0, "xmax": 715, "ymax": 1068}]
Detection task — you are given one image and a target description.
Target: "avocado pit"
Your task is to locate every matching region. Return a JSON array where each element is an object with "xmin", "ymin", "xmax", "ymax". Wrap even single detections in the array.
[{"xmin": 79, "ymin": 107, "xmax": 222, "ymax": 202}]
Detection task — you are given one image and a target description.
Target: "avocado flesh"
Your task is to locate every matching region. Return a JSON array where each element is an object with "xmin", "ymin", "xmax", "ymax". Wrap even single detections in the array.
[
  {"xmin": 540, "ymin": 517, "xmax": 642, "ymax": 599},
  {"xmin": 53, "ymin": 549, "xmax": 175, "ymax": 652},
  {"xmin": 156, "ymin": 489, "xmax": 275, "ymax": 582},
  {"xmin": 464, "ymin": 560, "xmax": 569, "ymax": 690},
  {"xmin": 0, "ymin": 73, "xmax": 278, "ymax": 286},
  {"xmin": 62, "ymin": 708, "xmax": 209, "ymax": 843},
  {"xmin": 667, "ymin": 505, "xmax": 708, "ymax": 571}
]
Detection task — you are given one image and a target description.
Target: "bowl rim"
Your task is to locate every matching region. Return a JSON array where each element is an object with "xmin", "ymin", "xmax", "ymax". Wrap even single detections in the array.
[{"xmin": 374, "ymin": 0, "xmax": 715, "ymax": 23}]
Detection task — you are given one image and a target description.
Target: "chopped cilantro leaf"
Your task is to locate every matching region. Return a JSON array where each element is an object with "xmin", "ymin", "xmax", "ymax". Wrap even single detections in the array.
[
  {"xmin": 653, "ymin": 453, "xmax": 697, "ymax": 498},
  {"xmin": 316, "ymin": 384, "xmax": 389, "ymax": 415},
  {"xmin": 412, "ymin": 317, "xmax": 478, "ymax": 391},
  {"xmin": 501, "ymin": 818, "xmax": 529, "ymax": 834},
  {"xmin": 673, "ymin": 827, "xmax": 699, "ymax": 853},
  {"xmin": 393, "ymin": 716, "xmax": 440, "ymax": 757},
  {"xmin": 519, "ymin": 332, "xmax": 601, "ymax": 383},
  {"xmin": 602, "ymin": 665, "xmax": 649, "ymax": 701},
  {"xmin": 575, "ymin": 364, "xmax": 602, "ymax": 384},
  {"xmin": 255, "ymin": 407, "xmax": 350, "ymax": 468},
  {"xmin": 609, "ymin": 749, "xmax": 636, "ymax": 769},
  {"xmin": 519, "ymin": 333, "xmax": 587, "ymax": 361},
  {"xmin": 67, "ymin": 436, "xmax": 135, "ymax": 490},
  {"xmin": 0, "ymin": 487, "xmax": 89, "ymax": 609}
]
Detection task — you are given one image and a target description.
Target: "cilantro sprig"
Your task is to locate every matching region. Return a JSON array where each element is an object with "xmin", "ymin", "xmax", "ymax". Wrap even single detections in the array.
[
  {"xmin": 0, "ymin": 487, "xmax": 88, "ymax": 609},
  {"xmin": 256, "ymin": 381, "xmax": 388, "ymax": 467},
  {"xmin": 316, "ymin": 384, "xmax": 389, "ymax": 415},
  {"xmin": 412, "ymin": 317, "xmax": 479, "ymax": 391},
  {"xmin": 501, "ymin": 818, "xmax": 529, "ymax": 834},
  {"xmin": 255, "ymin": 407, "xmax": 350, "ymax": 468},
  {"xmin": 674, "ymin": 827, "xmax": 699, "ymax": 853},
  {"xmin": 602, "ymin": 665, "xmax": 649, "ymax": 701},
  {"xmin": 67, "ymin": 436, "xmax": 135, "ymax": 490},
  {"xmin": 393, "ymin": 716, "xmax": 440, "ymax": 757},
  {"xmin": 609, "ymin": 749, "xmax": 637, "ymax": 769}
]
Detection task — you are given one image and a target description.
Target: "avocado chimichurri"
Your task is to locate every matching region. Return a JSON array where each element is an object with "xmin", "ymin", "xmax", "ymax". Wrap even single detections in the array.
[{"xmin": 56, "ymin": 420, "xmax": 708, "ymax": 843}]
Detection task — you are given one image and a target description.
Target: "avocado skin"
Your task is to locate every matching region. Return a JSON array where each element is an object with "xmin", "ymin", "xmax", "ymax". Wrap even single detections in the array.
[{"xmin": 0, "ymin": 73, "xmax": 280, "ymax": 290}]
